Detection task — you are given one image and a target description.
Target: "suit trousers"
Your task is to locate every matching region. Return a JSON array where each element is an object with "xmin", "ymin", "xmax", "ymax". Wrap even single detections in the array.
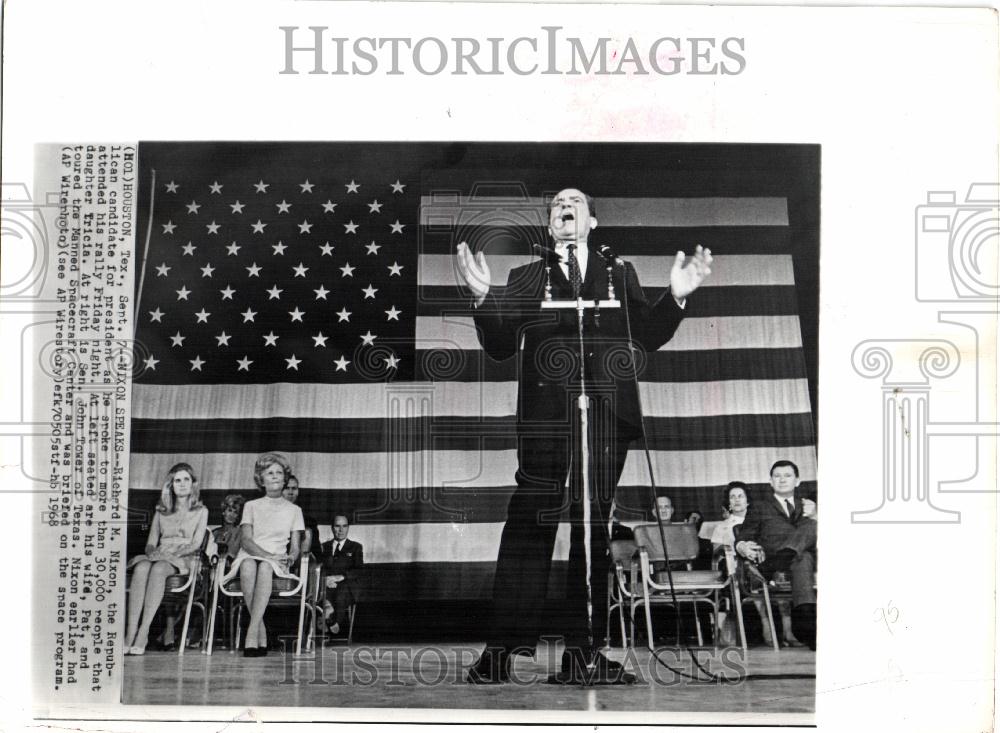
[
  {"xmin": 760, "ymin": 519, "xmax": 817, "ymax": 607},
  {"xmin": 488, "ymin": 395, "xmax": 636, "ymax": 651}
]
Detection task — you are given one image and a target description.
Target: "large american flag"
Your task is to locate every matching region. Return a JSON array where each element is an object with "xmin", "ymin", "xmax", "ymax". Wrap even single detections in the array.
[{"xmin": 128, "ymin": 143, "xmax": 819, "ymax": 601}]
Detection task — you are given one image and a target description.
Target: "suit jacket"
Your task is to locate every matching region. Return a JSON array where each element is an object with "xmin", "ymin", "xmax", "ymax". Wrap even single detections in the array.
[
  {"xmin": 472, "ymin": 256, "xmax": 685, "ymax": 432},
  {"xmin": 321, "ymin": 538, "xmax": 364, "ymax": 601},
  {"xmin": 734, "ymin": 492, "xmax": 809, "ymax": 554}
]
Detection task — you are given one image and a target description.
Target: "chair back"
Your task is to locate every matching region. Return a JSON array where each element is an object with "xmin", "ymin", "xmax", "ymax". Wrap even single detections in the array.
[
  {"xmin": 609, "ymin": 539, "xmax": 637, "ymax": 564},
  {"xmin": 632, "ymin": 523, "xmax": 699, "ymax": 563}
]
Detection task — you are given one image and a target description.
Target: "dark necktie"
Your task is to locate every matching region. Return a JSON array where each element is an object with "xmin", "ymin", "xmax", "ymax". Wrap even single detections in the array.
[
  {"xmin": 785, "ymin": 499, "xmax": 795, "ymax": 518},
  {"xmin": 335, "ymin": 542, "xmax": 343, "ymax": 555},
  {"xmin": 566, "ymin": 244, "xmax": 583, "ymax": 296}
]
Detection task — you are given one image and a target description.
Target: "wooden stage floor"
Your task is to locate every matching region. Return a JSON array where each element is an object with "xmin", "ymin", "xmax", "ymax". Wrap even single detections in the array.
[{"xmin": 122, "ymin": 641, "xmax": 815, "ymax": 720}]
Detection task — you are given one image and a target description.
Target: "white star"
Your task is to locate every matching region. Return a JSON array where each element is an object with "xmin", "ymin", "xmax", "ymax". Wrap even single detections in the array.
[
  {"xmin": 162, "ymin": 221, "xmax": 177, "ymax": 234},
  {"xmin": 237, "ymin": 356, "xmax": 253, "ymax": 371},
  {"xmin": 263, "ymin": 332, "xmax": 279, "ymax": 347},
  {"xmin": 385, "ymin": 353, "xmax": 400, "ymax": 369},
  {"xmin": 313, "ymin": 285, "xmax": 330, "ymax": 300},
  {"xmin": 245, "ymin": 262, "xmax": 262, "ymax": 277},
  {"xmin": 189, "ymin": 355, "xmax": 205, "ymax": 371},
  {"xmin": 387, "ymin": 261, "xmax": 404, "ymax": 276},
  {"xmin": 293, "ymin": 263, "xmax": 309, "ymax": 277},
  {"xmin": 365, "ymin": 241, "xmax": 381, "ymax": 255},
  {"xmin": 289, "ymin": 307, "xmax": 305, "ymax": 322},
  {"xmin": 319, "ymin": 242, "xmax": 335, "ymax": 256},
  {"xmin": 209, "ymin": 181, "xmax": 223, "ymax": 194},
  {"xmin": 385, "ymin": 305, "xmax": 402, "ymax": 321},
  {"xmin": 175, "ymin": 286, "xmax": 191, "ymax": 300},
  {"xmin": 298, "ymin": 220, "xmax": 313, "ymax": 234},
  {"xmin": 182, "ymin": 242, "xmax": 196, "ymax": 256},
  {"xmin": 195, "ymin": 308, "xmax": 211, "ymax": 323},
  {"xmin": 266, "ymin": 285, "xmax": 283, "ymax": 300},
  {"xmin": 360, "ymin": 330, "xmax": 377, "ymax": 346},
  {"xmin": 241, "ymin": 308, "xmax": 257, "ymax": 323},
  {"xmin": 367, "ymin": 199, "xmax": 383, "ymax": 213},
  {"xmin": 345, "ymin": 180, "xmax": 360, "ymax": 193},
  {"xmin": 220, "ymin": 285, "xmax": 236, "ymax": 300},
  {"xmin": 276, "ymin": 200, "xmax": 292, "ymax": 214},
  {"xmin": 200, "ymin": 263, "xmax": 215, "ymax": 278},
  {"xmin": 144, "ymin": 355, "xmax": 159, "ymax": 371},
  {"xmin": 155, "ymin": 263, "xmax": 171, "ymax": 277},
  {"xmin": 390, "ymin": 220, "xmax": 405, "ymax": 234},
  {"xmin": 333, "ymin": 355, "xmax": 350, "ymax": 372},
  {"xmin": 362, "ymin": 284, "xmax": 378, "ymax": 299},
  {"xmin": 391, "ymin": 180, "xmax": 406, "ymax": 193},
  {"xmin": 186, "ymin": 200, "xmax": 201, "ymax": 214},
  {"xmin": 286, "ymin": 354, "xmax": 302, "ymax": 370},
  {"xmin": 322, "ymin": 200, "xmax": 337, "ymax": 213},
  {"xmin": 343, "ymin": 221, "xmax": 359, "ymax": 234},
  {"xmin": 215, "ymin": 331, "xmax": 231, "ymax": 347},
  {"xmin": 336, "ymin": 307, "xmax": 351, "ymax": 322},
  {"xmin": 170, "ymin": 332, "xmax": 185, "ymax": 347},
  {"xmin": 226, "ymin": 241, "xmax": 241, "ymax": 256},
  {"xmin": 253, "ymin": 180, "xmax": 269, "ymax": 193},
  {"xmin": 230, "ymin": 200, "xmax": 245, "ymax": 214},
  {"xmin": 165, "ymin": 181, "xmax": 179, "ymax": 193},
  {"xmin": 272, "ymin": 241, "xmax": 287, "ymax": 255},
  {"xmin": 206, "ymin": 221, "xmax": 221, "ymax": 234},
  {"xmin": 312, "ymin": 332, "xmax": 329, "ymax": 348},
  {"xmin": 149, "ymin": 308, "xmax": 164, "ymax": 323},
  {"xmin": 251, "ymin": 219, "xmax": 267, "ymax": 234},
  {"xmin": 339, "ymin": 262, "xmax": 355, "ymax": 277},
  {"xmin": 299, "ymin": 180, "xmax": 315, "ymax": 194}
]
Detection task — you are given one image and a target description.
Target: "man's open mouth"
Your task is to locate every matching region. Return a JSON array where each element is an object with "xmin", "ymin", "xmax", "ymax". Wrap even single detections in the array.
[{"xmin": 560, "ymin": 212, "xmax": 575, "ymax": 222}]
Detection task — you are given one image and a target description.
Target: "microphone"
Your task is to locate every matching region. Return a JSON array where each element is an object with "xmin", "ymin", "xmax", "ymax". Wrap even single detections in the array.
[
  {"xmin": 591, "ymin": 243, "xmax": 624, "ymax": 266},
  {"xmin": 532, "ymin": 243, "xmax": 560, "ymax": 261}
]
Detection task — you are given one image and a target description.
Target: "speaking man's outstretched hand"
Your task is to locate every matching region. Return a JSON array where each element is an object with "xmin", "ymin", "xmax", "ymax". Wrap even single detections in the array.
[
  {"xmin": 456, "ymin": 242, "xmax": 491, "ymax": 306},
  {"xmin": 670, "ymin": 244, "xmax": 713, "ymax": 301}
]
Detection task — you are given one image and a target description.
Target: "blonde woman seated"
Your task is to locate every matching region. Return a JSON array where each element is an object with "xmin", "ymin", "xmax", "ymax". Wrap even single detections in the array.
[
  {"xmin": 124, "ymin": 462, "xmax": 208, "ymax": 655},
  {"xmin": 222, "ymin": 452, "xmax": 304, "ymax": 657}
]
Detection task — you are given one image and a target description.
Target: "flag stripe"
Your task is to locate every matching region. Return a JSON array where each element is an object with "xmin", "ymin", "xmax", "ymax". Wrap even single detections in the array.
[
  {"xmin": 419, "ymin": 196, "xmax": 789, "ymax": 227},
  {"xmin": 130, "ymin": 412, "xmax": 816, "ymax": 454},
  {"xmin": 128, "ymin": 481, "xmax": 819, "ymax": 527},
  {"xmin": 127, "ymin": 445, "xmax": 818, "ymax": 491},
  {"xmin": 417, "ymin": 254, "xmax": 795, "ymax": 288},
  {"xmin": 131, "ymin": 379, "xmax": 813, "ymax": 420},
  {"xmin": 417, "ymin": 285, "xmax": 801, "ymax": 318},
  {"xmin": 416, "ymin": 315, "xmax": 804, "ymax": 352},
  {"xmin": 417, "ymin": 226, "xmax": 794, "ymax": 256}
]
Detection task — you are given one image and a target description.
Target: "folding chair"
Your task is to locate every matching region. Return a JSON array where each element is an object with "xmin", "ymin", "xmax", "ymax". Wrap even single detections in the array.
[
  {"xmin": 605, "ymin": 539, "xmax": 637, "ymax": 650},
  {"xmin": 205, "ymin": 554, "xmax": 312, "ymax": 655},
  {"xmin": 631, "ymin": 523, "xmax": 746, "ymax": 652}
]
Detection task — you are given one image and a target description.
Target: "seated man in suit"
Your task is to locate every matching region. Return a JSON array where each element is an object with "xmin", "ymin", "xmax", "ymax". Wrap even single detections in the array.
[
  {"xmin": 321, "ymin": 514, "xmax": 363, "ymax": 636},
  {"xmin": 735, "ymin": 459, "xmax": 817, "ymax": 650}
]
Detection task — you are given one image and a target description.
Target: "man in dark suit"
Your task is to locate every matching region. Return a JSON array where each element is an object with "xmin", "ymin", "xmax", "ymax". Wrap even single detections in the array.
[
  {"xmin": 455, "ymin": 188, "xmax": 713, "ymax": 683},
  {"xmin": 735, "ymin": 459, "xmax": 817, "ymax": 649},
  {"xmin": 321, "ymin": 515, "xmax": 363, "ymax": 636}
]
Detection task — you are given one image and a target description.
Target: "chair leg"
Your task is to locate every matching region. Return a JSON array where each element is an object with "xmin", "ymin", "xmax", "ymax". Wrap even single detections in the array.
[
  {"xmin": 618, "ymin": 601, "xmax": 627, "ymax": 650},
  {"xmin": 347, "ymin": 605, "xmax": 356, "ymax": 645},
  {"xmin": 732, "ymin": 582, "xmax": 748, "ymax": 654},
  {"xmin": 761, "ymin": 584, "xmax": 780, "ymax": 652},
  {"xmin": 179, "ymin": 571, "xmax": 198, "ymax": 657},
  {"xmin": 693, "ymin": 602, "xmax": 704, "ymax": 646}
]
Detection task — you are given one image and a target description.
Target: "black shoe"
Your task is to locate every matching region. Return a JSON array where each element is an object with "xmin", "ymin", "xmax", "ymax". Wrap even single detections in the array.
[
  {"xmin": 465, "ymin": 648, "xmax": 511, "ymax": 684},
  {"xmin": 549, "ymin": 648, "xmax": 637, "ymax": 686}
]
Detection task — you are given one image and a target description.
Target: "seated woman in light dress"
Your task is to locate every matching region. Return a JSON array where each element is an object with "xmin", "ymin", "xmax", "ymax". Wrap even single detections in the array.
[
  {"xmin": 124, "ymin": 462, "xmax": 208, "ymax": 655},
  {"xmin": 221, "ymin": 452, "xmax": 304, "ymax": 657}
]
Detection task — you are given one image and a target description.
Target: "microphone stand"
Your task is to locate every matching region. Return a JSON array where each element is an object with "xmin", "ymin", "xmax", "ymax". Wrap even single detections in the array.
[{"xmin": 537, "ymin": 243, "xmax": 620, "ymax": 679}]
